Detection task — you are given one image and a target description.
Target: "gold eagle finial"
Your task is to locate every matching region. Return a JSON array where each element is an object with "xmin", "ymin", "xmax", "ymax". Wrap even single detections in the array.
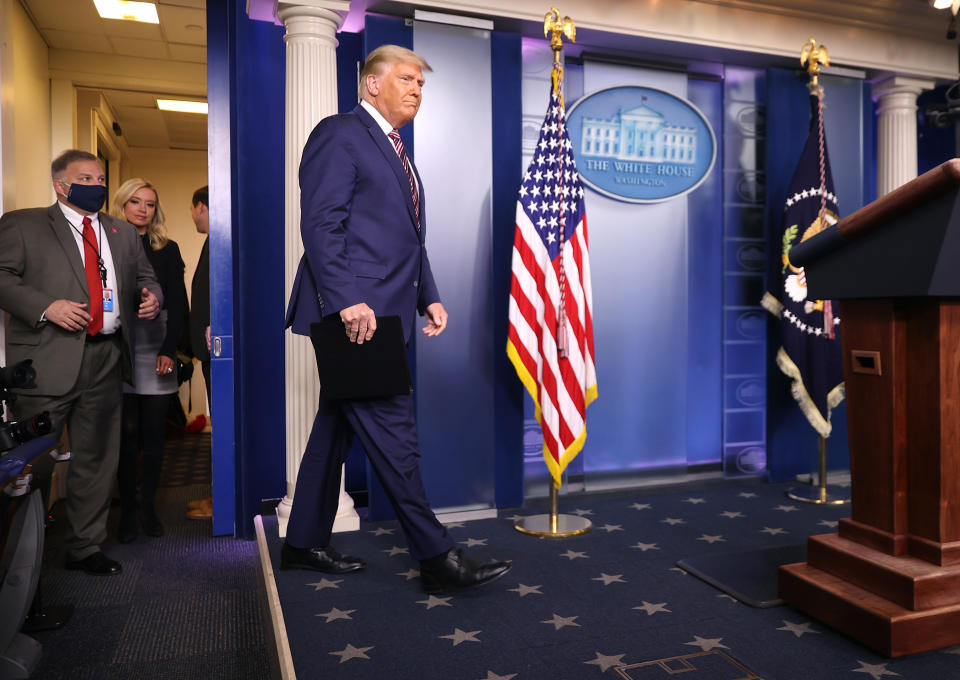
[
  {"xmin": 800, "ymin": 38, "xmax": 829, "ymax": 89},
  {"xmin": 544, "ymin": 7, "xmax": 576, "ymax": 65}
]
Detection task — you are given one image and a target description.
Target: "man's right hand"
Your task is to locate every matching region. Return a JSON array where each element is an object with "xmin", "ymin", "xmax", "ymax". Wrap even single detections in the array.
[
  {"xmin": 45, "ymin": 299, "xmax": 93, "ymax": 331},
  {"xmin": 340, "ymin": 302, "xmax": 376, "ymax": 344}
]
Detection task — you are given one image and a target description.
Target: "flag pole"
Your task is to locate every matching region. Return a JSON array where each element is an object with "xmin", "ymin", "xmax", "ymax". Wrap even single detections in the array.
[
  {"xmin": 514, "ymin": 7, "xmax": 591, "ymax": 538},
  {"xmin": 784, "ymin": 38, "xmax": 849, "ymax": 506}
]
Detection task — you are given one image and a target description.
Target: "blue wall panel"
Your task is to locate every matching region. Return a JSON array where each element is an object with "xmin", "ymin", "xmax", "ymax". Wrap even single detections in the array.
[
  {"xmin": 686, "ymin": 77, "xmax": 724, "ymax": 466},
  {"xmin": 413, "ymin": 21, "xmax": 496, "ymax": 511},
  {"xmin": 490, "ymin": 32, "xmax": 525, "ymax": 509}
]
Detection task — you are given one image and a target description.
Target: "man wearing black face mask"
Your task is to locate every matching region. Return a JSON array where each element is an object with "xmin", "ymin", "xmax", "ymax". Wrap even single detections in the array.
[{"xmin": 0, "ymin": 149, "xmax": 162, "ymax": 575}]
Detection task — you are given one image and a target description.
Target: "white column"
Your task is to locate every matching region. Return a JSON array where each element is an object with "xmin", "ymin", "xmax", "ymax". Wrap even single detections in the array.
[
  {"xmin": 275, "ymin": 0, "xmax": 357, "ymax": 538},
  {"xmin": 872, "ymin": 75, "xmax": 935, "ymax": 197}
]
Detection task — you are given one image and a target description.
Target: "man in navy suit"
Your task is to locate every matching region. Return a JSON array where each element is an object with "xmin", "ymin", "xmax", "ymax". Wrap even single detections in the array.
[{"xmin": 283, "ymin": 45, "xmax": 511, "ymax": 593}]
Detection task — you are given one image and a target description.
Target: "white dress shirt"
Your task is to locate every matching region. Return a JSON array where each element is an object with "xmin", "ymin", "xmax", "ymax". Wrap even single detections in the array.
[
  {"xmin": 57, "ymin": 200, "xmax": 121, "ymax": 334},
  {"xmin": 360, "ymin": 99, "xmax": 420, "ymax": 196}
]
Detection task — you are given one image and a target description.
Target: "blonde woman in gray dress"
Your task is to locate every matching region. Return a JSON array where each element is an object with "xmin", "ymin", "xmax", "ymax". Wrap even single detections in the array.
[{"xmin": 111, "ymin": 179, "xmax": 188, "ymax": 543}]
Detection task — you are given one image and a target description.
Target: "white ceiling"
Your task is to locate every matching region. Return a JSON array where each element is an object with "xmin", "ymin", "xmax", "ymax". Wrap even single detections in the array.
[{"xmin": 21, "ymin": 0, "xmax": 208, "ymax": 150}]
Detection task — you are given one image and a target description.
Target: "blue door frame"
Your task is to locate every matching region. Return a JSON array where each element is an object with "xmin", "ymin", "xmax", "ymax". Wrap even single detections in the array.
[{"xmin": 207, "ymin": 0, "xmax": 287, "ymax": 537}]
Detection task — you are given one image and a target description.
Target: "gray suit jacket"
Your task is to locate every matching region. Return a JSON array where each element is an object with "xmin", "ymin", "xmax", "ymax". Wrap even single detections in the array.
[{"xmin": 0, "ymin": 203, "xmax": 162, "ymax": 395}]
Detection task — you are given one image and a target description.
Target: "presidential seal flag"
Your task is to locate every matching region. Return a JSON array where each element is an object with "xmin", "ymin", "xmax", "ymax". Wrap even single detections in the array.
[
  {"xmin": 507, "ymin": 84, "xmax": 598, "ymax": 488},
  {"xmin": 761, "ymin": 93, "xmax": 845, "ymax": 436}
]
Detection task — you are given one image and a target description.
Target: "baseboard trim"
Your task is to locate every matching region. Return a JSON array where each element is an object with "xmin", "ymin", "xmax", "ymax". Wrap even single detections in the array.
[{"xmin": 255, "ymin": 515, "xmax": 296, "ymax": 680}]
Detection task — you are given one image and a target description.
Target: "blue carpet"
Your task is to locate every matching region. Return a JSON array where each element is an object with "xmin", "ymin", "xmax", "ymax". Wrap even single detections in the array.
[{"xmin": 265, "ymin": 480, "xmax": 960, "ymax": 680}]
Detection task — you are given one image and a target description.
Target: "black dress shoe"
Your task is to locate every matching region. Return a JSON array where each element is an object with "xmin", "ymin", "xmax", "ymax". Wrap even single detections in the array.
[
  {"xmin": 118, "ymin": 512, "xmax": 138, "ymax": 544},
  {"xmin": 279, "ymin": 542, "xmax": 365, "ymax": 574},
  {"xmin": 420, "ymin": 548, "xmax": 511, "ymax": 593},
  {"xmin": 65, "ymin": 552, "xmax": 122, "ymax": 576}
]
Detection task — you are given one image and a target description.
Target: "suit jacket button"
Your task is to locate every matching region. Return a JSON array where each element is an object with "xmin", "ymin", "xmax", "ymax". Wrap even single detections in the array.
[{"xmin": 413, "ymin": 281, "xmax": 419, "ymax": 287}]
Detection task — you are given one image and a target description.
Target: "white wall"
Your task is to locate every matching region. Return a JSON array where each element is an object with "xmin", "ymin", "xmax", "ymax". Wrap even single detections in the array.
[
  {"xmin": 124, "ymin": 147, "xmax": 209, "ymax": 419},
  {"xmin": 1, "ymin": 0, "xmax": 51, "ymax": 211}
]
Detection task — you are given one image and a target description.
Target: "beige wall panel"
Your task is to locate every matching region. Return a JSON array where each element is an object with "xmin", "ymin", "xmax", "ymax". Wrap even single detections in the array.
[{"xmin": 9, "ymin": 0, "xmax": 51, "ymax": 210}]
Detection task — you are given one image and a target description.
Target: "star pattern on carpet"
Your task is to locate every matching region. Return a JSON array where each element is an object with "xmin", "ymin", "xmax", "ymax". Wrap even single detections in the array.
[
  {"xmin": 684, "ymin": 636, "xmax": 729, "ymax": 651},
  {"xmin": 460, "ymin": 537, "xmax": 488, "ymax": 547},
  {"xmin": 774, "ymin": 504, "xmax": 800, "ymax": 512},
  {"xmin": 440, "ymin": 628, "xmax": 481, "ymax": 646},
  {"xmin": 369, "ymin": 527, "xmax": 394, "ymax": 536},
  {"xmin": 306, "ymin": 578, "xmax": 342, "ymax": 591},
  {"xmin": 631, "ymin": 541, "xmax": 660, "ymax": 551},
  {"xmin": 480, "ymin": 672, "xmax": 517, "ymax": 680},
  {"xmin": 397, "ymin": 568, "xmax": 420, "ymax": 580},
  {"xmin": 584, "ymin": 652, "xmax": 626, "ymax": 672},
  {"xmin": 633, "ymin": 601, "xmax": 670, "ymax": 615},
  {"xmin": 630, "ymin": 502, "xmax": 651, "ymax": 510},
  {"xmin": 508, "ymin": 583, "xmax": 543, "ymax": 597},
  {"xmin": 684, "ymin": 497, "xmax": 706, "ymax": 504},
  {"xmin": 819, "ymin": 519, "xmax": 839, "ymax": 528},
  {"xmin": 316, "ymin": 607, "xmax": 355, "ymax": 622},
  {"xmin": 739, "ymin": 491, "xmax": 758, "ymax": 498},
  {"xmin": 417, "ymin": 595, "xmax": 453, "ymax": 610},
  {"xmin": 777, "ymin": 620, "xmax": 818, "ymax": 637},
  {"xmin": 662, "ymin": 517, "xmax": 685, "ymax": 525},
  {"xmin": 599, "ymin": 523, "xmax": 624, "ymax": 532},
  {"xmin": 382, "ymin": 546, "xmax": 408, "ymax": 556},
  {"xmin": 852, "ymin": 660, "xmax": 899, "ymax": 679},
  {"xmin": 504, "ymin": 514, "xmax": 526, "ymax": 522},
  {"xmin": 572, "ymin": 508, "xmax": 594, "ymax": 516},
  {"xmin": 697, "ymin": 534, "xmax": 726, "ymax": 544},
  {"xmin": 720, "ymin": 511, "xmax": 744, "ymax": 518},
  {"xmin": 592, "ymin": 573, "xmax": 626, "ymax": 585},
  {"xmin": 542, "ymin": 613, "xmax": 580, "ymax": 630},
  {"xmin": 760, "ymin": 527, "xmax": 787, "ymax": 535},
  {"xmin": 329, "ymin": 643, "xmax": 373, "ymax": 663},
  {"xmin": 560, "ymin": 549, "xmax": 589, "ymax": 560}
]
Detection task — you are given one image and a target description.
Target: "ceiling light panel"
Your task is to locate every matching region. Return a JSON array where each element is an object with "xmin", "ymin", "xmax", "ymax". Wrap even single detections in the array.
[
  {"xmin": 93, "ymin": 0, "xmax": 160, "ymax": 24},
  {"xmin": 156, "ymin": 99, "xmax": 208, "ymax": 114}
]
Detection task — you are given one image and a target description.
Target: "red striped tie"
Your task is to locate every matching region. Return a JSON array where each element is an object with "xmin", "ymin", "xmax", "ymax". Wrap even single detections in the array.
[
  {"xmin": 82, "ymin": 216, "xmax": 104, "ymax": 336},
  {"xmin": 388, "ymin": 130, "xmax": 420, "ymax": 229}
]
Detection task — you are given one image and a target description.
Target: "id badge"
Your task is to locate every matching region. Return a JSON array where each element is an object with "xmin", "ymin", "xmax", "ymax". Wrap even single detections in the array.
[{"xmin": 102, "ymin": 289, "xmax": 114, "ymax": 312}]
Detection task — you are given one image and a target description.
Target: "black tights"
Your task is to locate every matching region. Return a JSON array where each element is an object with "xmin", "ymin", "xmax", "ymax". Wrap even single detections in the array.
[{"xmin": 118, "ymin": 393, "xmax": 171, "ymax": 515}]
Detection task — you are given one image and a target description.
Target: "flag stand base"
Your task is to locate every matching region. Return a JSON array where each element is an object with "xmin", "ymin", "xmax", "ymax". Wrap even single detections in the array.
[
  {"xmin": 786, "ymin": 436, "xmax": 850, "ymax": 505},
  {"xmin": 514, "ymin": 484, "xmax": 592, "ymax": 538}
]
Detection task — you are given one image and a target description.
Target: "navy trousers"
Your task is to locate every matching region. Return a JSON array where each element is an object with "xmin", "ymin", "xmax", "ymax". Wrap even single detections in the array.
[{"xmin": 286, "ymin": 391, "xmax": 454, "ymax": 562}]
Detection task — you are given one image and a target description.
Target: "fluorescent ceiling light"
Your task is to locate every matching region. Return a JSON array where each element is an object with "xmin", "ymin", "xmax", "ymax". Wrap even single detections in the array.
[
  {"xmin": 157, "ymin": 99, "xmax": 208, "ymax": 114},
  {"xmin": 93, "ymin": 0, "xmax": 160, "ymax": 23}
]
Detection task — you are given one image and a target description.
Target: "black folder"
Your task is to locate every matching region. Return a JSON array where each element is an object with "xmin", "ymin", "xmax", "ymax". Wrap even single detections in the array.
[{"xmin": 309, "ymin": 315, "xmax": 412, "ymax": 399}]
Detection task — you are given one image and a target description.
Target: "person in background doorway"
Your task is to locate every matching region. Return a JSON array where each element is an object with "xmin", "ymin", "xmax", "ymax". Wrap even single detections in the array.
[
  {"xmin": 111, "ymin": 178, "xmax": 187, "ymax": 543},
  {"xmin": 187, "ymin": 185, "xmax": 212, "ymax": 520}
]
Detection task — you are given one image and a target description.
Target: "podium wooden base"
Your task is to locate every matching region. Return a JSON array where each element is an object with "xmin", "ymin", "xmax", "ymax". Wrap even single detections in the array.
[{"xmin": 780, "ymin": 533, "xmax": 960, "ymax": 657}]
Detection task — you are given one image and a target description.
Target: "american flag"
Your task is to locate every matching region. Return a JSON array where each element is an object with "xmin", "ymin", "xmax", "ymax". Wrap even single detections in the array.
[{"xmin": 507, "ymin": 87, "xmax": 598, "ymax": 488}]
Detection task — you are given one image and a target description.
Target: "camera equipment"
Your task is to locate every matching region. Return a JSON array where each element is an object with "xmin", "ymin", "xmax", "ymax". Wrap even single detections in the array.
[{"xmin": 0, "ymin": 360, "xmax": 51, "ymax": 455}]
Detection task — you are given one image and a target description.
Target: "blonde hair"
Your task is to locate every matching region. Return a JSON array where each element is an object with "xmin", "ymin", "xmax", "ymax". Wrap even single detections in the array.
[
  {"xmin": 358, "ymin": 44, "xmax": 432, "ymax": 100},
  {"xmin": 112, "ymin": 178, "xmax": 168, "ymax": 251}
]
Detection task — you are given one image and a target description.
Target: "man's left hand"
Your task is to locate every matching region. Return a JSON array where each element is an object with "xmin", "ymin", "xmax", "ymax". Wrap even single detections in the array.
[
  {"xmin": 422, "ymin": 302, "xmax": 448, "ymax": 337},
  {"xmin": 138, "ymin": 287, "xmax": 160, "ymax": 319}
]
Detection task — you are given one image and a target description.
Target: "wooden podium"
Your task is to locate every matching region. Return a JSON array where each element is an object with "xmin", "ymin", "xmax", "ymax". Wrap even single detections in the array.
[{"xmin": 779, "ymin": 159, "xmax": 960, "ymax": 657}]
